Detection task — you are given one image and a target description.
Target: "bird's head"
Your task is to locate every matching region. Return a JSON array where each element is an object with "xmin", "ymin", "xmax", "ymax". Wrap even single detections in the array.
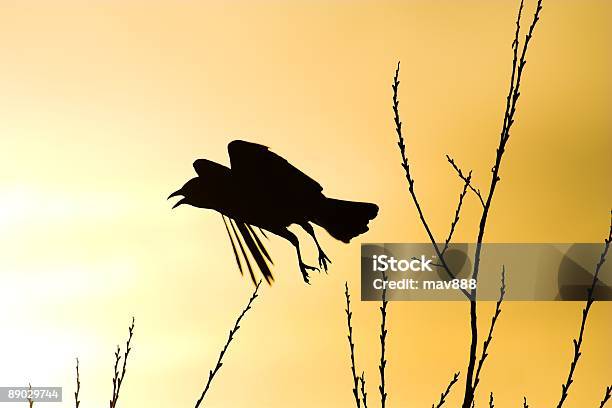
[{"xmin": 167, "ymin": 177, "xmax": 204, "ymax": 209}]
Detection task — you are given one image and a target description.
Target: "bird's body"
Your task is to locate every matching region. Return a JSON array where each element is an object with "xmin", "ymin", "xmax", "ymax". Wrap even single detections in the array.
[
  {"xmin": 169, "ymin": 140, "xmax": 378, "ymax": 284},
  {"xmin": 185, "ymin": 175, "xmax": 305, "ymax": 228}
]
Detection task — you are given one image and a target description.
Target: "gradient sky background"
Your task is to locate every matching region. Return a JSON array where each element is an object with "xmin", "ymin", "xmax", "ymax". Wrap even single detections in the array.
[{"xmin": 0, "ymin": 1, "xmax": 610, "ymax": 407}]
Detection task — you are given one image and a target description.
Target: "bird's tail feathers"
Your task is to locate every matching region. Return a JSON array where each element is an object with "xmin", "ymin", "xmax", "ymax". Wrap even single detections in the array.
[{"xmin": 312, "ymin": 198, "xmax": 378, "ymax": 243}]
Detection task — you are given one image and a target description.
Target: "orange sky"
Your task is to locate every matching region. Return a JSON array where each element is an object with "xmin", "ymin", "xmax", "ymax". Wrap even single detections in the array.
[{"xmin": 0, "ymin": 1, "xmax": 610, "ymax": 407}]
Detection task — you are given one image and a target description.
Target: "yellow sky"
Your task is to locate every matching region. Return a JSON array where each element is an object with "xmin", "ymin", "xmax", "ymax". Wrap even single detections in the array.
[{"xmin": 0, "ymin": 1, "xmax": 610, "ymax": 407}]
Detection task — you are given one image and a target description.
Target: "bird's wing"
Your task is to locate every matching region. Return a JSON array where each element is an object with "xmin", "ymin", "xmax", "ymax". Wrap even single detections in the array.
[
  {"xmin": 227, "ymin": 140, "xmax": 323, "ymax": 198},
  {"xmin": 193, "ymin": 158, "xmax": 231, "ymax": 179},
  {"xmin": 222, "ymin": 215, "xmax": 274, "ymax": 285},
  {"xmin": 236, "ymin": 221, "xmax": 274, "ymax": 284}
]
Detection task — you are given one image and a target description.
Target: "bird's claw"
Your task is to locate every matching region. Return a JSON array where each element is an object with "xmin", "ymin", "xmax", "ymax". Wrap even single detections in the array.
[
  {"xmin": 300, "ymin": 262, "xmax": 319, "ymax": 284},
  {"xmin": 318, "ymin": 251, "xmax": 332, "ymax": 273}
]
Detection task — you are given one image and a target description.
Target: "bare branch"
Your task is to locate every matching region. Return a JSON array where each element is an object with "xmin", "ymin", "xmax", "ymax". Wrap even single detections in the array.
[
  {"xmin": 432, "ymin": 372, "xmax": 460, "ymax": 408},
  {"xmin": 472, "ymin": 267, "xmax": 506, "ymax": 394},
  {"xmin": 110, "ymin": 317, "xmax": 134, "ymax": 408},
  {"xmin": 345, "ymin": 282, "xmax": 362, "ymax": 408},
  {"xmin": 28, "ymin": 383, "xmax": 34, "ymax": 408},
  {"xmin": 111, "ymin": 347, "xmax": 120, "ymax": 406},
  {"xmin": 599, "ymin": 385, "xmax": 612, "ymax": 408},
  {"xmin": 523, "ymin": 396, "xmax": 529, "ymax": 408},
  {"xmin": 195, "ymin": 281, "xmax": 262, "ymax": 408},
  {"xmin": 446, "ymin": 155, "xmax": 485, "ymax": 208},
  {"xmin": 471, "ymin": 0, "xmax": 544, "ymax": 282},
  {"xmin": 489, "ymin": 392, "xmax": 494, "ymax": 408},
  {"xmin": 360, "ymin": 372, "xmax": 369, "ymax": 408},
  {"xmin": 379, "ymin": 271, "xmax": 389, "ymax": 408},
  {"xmin": 442, "ymin": 165, "xmax": 473, "ymax": 256},
  {"xmin": 555, "ymin": 214, "xmax": 612, "ymax": 408},
  {"xmin": 75, "ymin": 358, "xmax": 81, "ymax": 408},
  {"xmin": 462, "ymin": 1, "xmax": 543, "ymax": 406},
  {"xmin": 392, "ymin": 62, "xmax": 469, "ymax": 299}
]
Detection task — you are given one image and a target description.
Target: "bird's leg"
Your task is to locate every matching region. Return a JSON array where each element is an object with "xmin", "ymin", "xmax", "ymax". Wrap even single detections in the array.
[
  {"xmin": 269, "ymin": 226, "xmax": 318, "ymax": 284},
  {"xmin": 299, "ymin": 222, "xmax": 332, "ymax": 272}
]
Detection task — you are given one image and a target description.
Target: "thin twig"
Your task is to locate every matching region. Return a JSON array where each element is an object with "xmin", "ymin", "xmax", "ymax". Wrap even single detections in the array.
[
  {"xmin": 462, "ymin": 1, "xmax": 543, "ymax": 406},
  {"xmin": 345, "ymin": 282, "xmax": 361, "ymax": 408},
  {"xmin": 379, "ymin": 271, "xmax": 388, "ymax": 408},
  {"xmin": 28, "ymin": 383, "xmax": 33, "ymax": 408},
  {"xmin": 446, "ymin": 155, "xmax": 485, "ymax": 208},
  {"xmin": 432, "ymin": 372, "xmax": 460, "ymax": 408},
  {"xmin": 110, "ymin": 347, "xmax": 120, "ymax": 405},
  {"xmin": 599, "ymin": 385, "xmax": 612, "ymax": 408},
  {"xmin": 75, "ymin": 358, "xmax": 81, "ymax": 408},
  {"xmin": 360, "ymin": 372, "xmax": 369, "ymax": 408},
  {"xmin": 195, "ymin": 281, "xmax": 262, "ymax": 408},
  {"xmin": 442, "ymin": 165, "xmax": 473, "ymax": 256},
  {"xmin": 110, "ymin": 317, "xmax": 135, "ymax": 408},
  {"xmin": 471, "ymin": 0, "xmax": 543, "ymax": 284},
  {"xmin": 392, "ymin": 62, "xmax": 470, "ymax": 299},
  {"xmin": 489, "ymin": 392, "xmax": 494, "ymax": 408},
  {"xmin": 472, "ymin": 267, "xmax": 506, "ymax": 394},
  {"xmin": 555, "ymin": 214, "xmax": 612, "ymax": 408},
  {"xmin": 523, "ymin": 396, "xmax": 529, "ymax": 408}
]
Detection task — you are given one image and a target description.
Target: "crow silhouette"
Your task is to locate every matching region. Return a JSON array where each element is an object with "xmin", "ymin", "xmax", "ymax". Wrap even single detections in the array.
[{"xmin": 168, "ymin": 140, "xmax": 378, "ymax": 284}]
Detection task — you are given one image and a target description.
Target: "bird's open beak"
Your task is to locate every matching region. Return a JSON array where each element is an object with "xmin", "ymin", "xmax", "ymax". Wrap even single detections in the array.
[
  {"xmin": 168, "ymin": 189, "xmax": 185, "ymax": 209},
  {"xmin": 171, "ymin": 198, "xmax": 186, "ymax": 209},
  {"xmin": 167, "ymin": 189, "xmax": 182, "ymax": 200}
]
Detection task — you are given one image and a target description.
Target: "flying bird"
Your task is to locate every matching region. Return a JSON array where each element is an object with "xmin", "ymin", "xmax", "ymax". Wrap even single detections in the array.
[{"xmin": 168, "ymin": 140, "xmax": 378, "ymax": 284}]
